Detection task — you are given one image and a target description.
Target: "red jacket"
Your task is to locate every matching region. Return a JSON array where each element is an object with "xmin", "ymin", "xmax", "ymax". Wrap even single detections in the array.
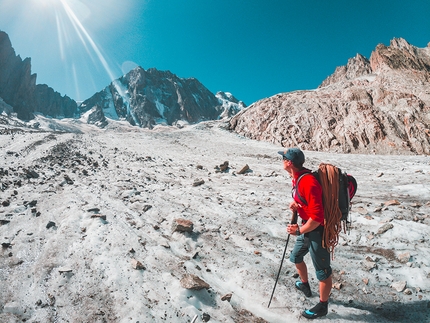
[{"xmin": 292, "ymin": 169, "xmax": 325, "ymax": 225}]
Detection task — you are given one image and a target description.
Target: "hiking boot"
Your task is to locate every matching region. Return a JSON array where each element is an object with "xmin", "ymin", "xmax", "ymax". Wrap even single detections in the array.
[
  {"xmin": 302, "ymin": 302, "xmax": 328, "ymax": 319},
  {"xmin": 295, "ymin": 281, "xmax": 312, "ymax": 297}
]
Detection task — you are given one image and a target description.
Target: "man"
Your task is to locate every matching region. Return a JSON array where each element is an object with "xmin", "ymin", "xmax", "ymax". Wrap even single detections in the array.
[{"xmin": 278, "ymin": 147, "xmax": 331, "ymax": 319}]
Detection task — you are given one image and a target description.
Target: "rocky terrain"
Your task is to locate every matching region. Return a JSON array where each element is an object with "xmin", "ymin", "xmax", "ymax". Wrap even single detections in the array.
[
  {"xmin": 229, "ymin": 38, "xmax": 430, "ymax": 155},
  {"xmin": 0, "ymin": 115, "xmax": 429, "ymax": 322}
]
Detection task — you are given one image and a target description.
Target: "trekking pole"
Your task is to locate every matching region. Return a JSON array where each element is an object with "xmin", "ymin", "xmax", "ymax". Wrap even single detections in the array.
[{"xmin": 267, "ymin": 210, "xmax": 298, "ymax": 308}]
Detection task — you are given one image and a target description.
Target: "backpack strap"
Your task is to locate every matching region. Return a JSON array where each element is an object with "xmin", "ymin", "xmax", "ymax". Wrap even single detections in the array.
[{"xmin": 291, "ymin": 171, "xmax": 313, "ymax": 205}]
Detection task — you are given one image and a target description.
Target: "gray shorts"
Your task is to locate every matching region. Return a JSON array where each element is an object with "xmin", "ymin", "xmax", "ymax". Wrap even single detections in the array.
[{"xmin": 289, "ymin": 229, "xmax": 332, "ymax": 281}]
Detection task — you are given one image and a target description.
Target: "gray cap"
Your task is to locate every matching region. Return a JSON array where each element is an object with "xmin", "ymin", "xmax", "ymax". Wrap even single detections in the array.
[{"xmin": 278, "ymin": 148, "xmax": 305, "ymax": 165}]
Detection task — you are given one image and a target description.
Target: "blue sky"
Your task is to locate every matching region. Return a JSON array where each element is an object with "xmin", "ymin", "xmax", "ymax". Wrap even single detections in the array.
[{"xmin": 1, "ymin": 0, "xmax": 429, "ymax": 105}]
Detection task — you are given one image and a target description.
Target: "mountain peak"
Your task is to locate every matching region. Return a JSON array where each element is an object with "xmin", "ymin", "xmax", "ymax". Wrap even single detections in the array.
[{"xmin": 80, "ymin": 67, "xmax": 245, "ymax": 128}]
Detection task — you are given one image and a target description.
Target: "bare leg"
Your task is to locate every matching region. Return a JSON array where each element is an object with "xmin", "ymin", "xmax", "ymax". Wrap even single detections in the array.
[
  {"xmin": 319, "ymin": 275, "xmax": 332, "ymax": 302},
  {"xmin": 295, "ymin": 261, "xmax": 308, "ymax": 282}
]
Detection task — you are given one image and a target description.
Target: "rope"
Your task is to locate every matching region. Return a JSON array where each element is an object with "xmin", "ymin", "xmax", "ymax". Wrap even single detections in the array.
[{"xmin": 318, "ymin": 163, "xmax": 342, "ymax": 257}]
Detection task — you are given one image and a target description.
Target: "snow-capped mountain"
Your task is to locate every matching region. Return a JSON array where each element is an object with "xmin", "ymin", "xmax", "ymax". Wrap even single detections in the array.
[
  {"xmin": 79, "ymin": 67, "xmax": 246, "ymax": 129},
  {"xmin": 215, "ymin": 91, "xmax": 246, "ymax": 120}
]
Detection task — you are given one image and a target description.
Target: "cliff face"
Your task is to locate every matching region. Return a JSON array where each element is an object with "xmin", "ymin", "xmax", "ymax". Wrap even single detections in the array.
[
  {"xmin": 0, "ymin": 31, "xmax": 36, "ymax": 120},
  {"xmin": 80, "ymin": 67, "xmax": 245, "ymax": 128},
  {"xmin": 0, "ymin": 31, "xmax": 77, "ymax": 120},
  {"xmin": 230, "ymin": 38, "xmax": 430, "ymax": 155}
]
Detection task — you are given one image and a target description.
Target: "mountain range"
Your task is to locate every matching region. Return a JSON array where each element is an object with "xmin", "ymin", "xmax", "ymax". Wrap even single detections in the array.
[
  {"xmin": 0, "ymin": 30, "xmax": 245, "ymax": 127},
  {"xmin": 1, "ymin": 29, "xmax": 429, "ymax": 155}
]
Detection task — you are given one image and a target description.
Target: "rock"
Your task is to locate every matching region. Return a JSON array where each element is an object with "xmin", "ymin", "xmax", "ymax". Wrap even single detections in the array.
[
  {"xmin": 221, "ymin": 293, "xmax": 232, "ymax": 302},
  {"xmin": 25, "ymin": 169, "xmax": 39, "ymax": 178},
  {"xmin": 237, "ymin": 164, "xmax": 250, "ymax": 174},
  {"xmin": 193, "ymin": 179, "xmax": 205, "ymax": 187},
  {"xmin": 48, "ymin": 294, "xmax": 56, "ymax": 306},
  {"xmin": 404, "ymin": 288, "xmax": 413, "ymax": 295},
  {"xmin": 131, "ymin": 259, "xmax": 146, "ymax": 270},
  {"xmin": 397, "ymin": 252, "xmax": 411, "ymax": 263},
  {"xmin": 391, "ymin": 281, "xmax": 407, "ymax": 292},
  {"xmin": 58, "ymin": 267, "xmax": 73, "ymax": 274},
  {"xmin": 384, "ymin": 200, "xmax": 400, "ymax": 206},
  {"xmin": 220, "ymin": 161, "xmax": 229, "ymax": 171},
  {"xmin": 202, "ymin": 312, "xmax": 211, "ymax": 322},
  {"xmin": 142, "ymin": 204, "xmax": 152, "ymax": 212},
  {"xmin": 377, "ymin": 223, "xmax": 394, "ymax": 235},
  {"xmin": 46, "ymin": 221, "xmax": 56, "ymax": 229},
  {"xmin": 332, "ymin": 282, "xmax": 343, "ymax": 290},
  {"xmin": 0, "ymin": 219, "xmax": 10, "ymax": 225},
  {"xmin": 172, "ymin": 219, "xmax": 194, "ymax": 233},
  {"xmin": 25, "ymin": 200, "xmax": 37, "ymax": 207},
  {"xmin": 363, "ymin": 260, "xmax": 377, "ymax": 271},
  {"xmin": 356, "ymin": 207, "xmax": 368, "ymax": 215},
  {"xmin": 91, "ymin": 214, "xmax": 107, "ymax": 221},
  {"xmin": 180, "ymin": 274, "xmax": 210, "ymax": 290}
]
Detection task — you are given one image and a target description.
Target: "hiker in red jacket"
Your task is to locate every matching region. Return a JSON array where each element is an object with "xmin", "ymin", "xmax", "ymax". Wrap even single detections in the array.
[{"xmin": 279, "ymin": 147, "xmax": 331, "ymax": 319}]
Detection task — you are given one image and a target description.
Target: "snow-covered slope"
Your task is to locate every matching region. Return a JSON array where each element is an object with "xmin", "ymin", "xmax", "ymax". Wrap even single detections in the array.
[{"xmin": 0, "ymin": 118, "xmax": 429, "ymax": 323}]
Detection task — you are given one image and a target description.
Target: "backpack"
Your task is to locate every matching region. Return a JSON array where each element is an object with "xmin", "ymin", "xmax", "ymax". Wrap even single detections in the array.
[{"xmin": 293, "ymin": 163, "xmax": 357, "ymax": 254}]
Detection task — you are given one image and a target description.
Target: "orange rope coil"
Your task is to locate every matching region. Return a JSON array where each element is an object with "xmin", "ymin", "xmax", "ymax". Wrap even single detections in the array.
[{"xmin": 318, "ymin": 163, "xmax": 342, "ymax": 257}]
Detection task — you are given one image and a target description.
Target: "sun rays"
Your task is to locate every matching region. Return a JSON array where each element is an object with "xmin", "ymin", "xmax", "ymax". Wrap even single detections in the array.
[{"xmin": 1, "ymin": 0, "xmax": 137, "ymax": 100}]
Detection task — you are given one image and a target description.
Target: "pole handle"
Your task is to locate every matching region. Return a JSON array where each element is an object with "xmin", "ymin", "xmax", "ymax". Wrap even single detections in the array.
[{"xmin": 291, "ymin": 209, "xmax": 298, "ymax": 225}]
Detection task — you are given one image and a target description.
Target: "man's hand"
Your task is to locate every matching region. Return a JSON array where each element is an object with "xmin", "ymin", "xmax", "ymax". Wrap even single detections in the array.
[
  {"xmin": 286, "ymin": 224, "xmax": 299, "ymax": 235},
  {"xmin": 289, "ymin": 201, "xmax": 300, "ymax": 212}
]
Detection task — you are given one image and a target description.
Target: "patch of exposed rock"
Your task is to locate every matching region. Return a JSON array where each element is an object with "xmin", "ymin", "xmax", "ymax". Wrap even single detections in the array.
[{"xmin": 230, "ymin": 38, "xmax": 430, "ymax": 154}]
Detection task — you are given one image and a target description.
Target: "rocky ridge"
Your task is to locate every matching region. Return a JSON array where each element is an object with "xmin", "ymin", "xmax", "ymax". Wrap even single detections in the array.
[
  {"xmin": 229, "ymin": 38, "xmax": 430, "ymax": 155},
  {"xmin": 0, "ymin": 31, "xmax": 78, "ymax": 120}
]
